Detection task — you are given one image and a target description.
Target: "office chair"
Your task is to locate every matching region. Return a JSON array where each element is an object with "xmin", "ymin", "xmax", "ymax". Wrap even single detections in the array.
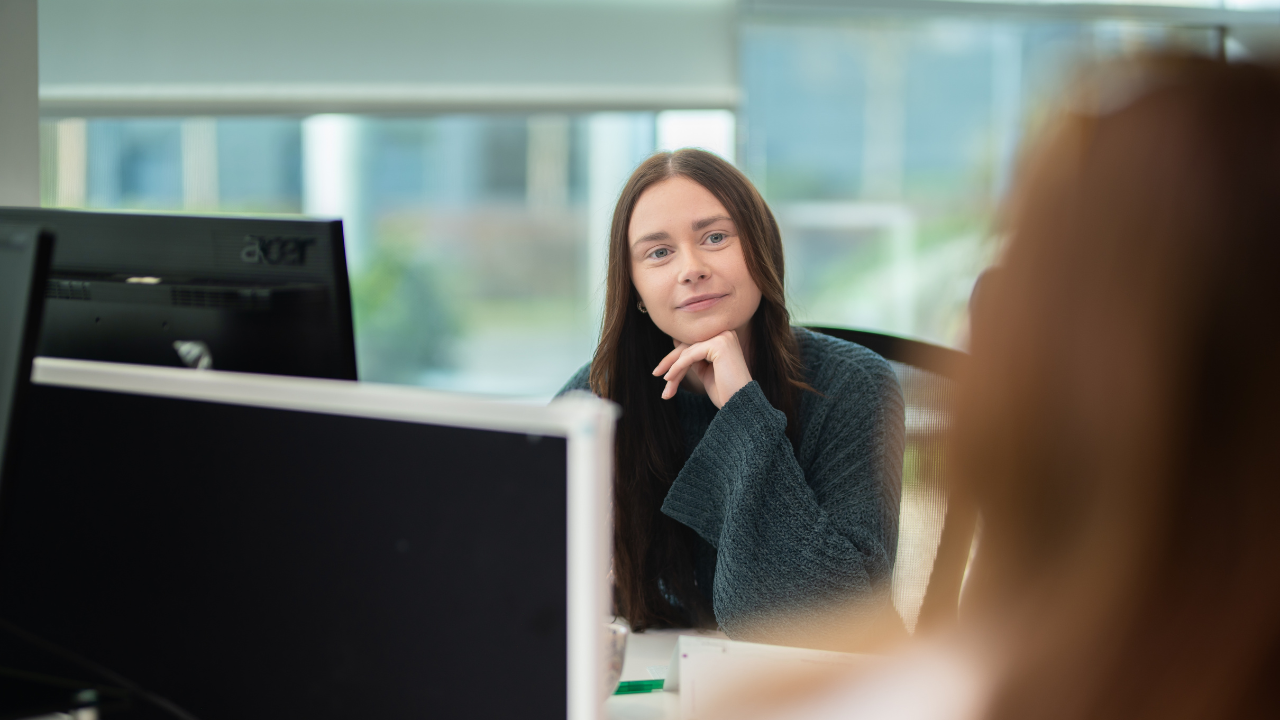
[{"xmin": 806, "ymin": 326, "xmax": 974, "ymax": 634}]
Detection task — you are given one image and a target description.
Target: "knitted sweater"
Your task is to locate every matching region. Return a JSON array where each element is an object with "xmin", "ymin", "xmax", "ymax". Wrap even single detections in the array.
[{"xmin": 557, "ymin": 328, "xmax": 905, "ymax": 640}]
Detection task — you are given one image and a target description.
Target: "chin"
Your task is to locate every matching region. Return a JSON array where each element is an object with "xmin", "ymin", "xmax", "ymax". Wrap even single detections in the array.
[{"xmin": 669, "ymin": 317, "xmax": 738, "ymax": 345}]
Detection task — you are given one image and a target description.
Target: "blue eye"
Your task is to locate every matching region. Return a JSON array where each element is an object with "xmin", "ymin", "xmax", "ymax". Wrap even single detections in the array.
[
  {"xmin": 706, "ymin": 233, "xmax": 727, "ymax": 244},
  {"xmin": 649, "ymin": 248, "xmax": 670, "ymax": 259}
]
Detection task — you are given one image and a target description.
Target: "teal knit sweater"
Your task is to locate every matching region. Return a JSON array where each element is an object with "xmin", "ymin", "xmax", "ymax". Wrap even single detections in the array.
[{"xmin": 558, "ymin": 328, "xmax": 905, "ymax": 640}]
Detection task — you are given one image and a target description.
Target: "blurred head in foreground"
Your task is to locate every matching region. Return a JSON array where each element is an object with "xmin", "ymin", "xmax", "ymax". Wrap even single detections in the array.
[{"xmin": 956, "ymin": 54, "xmax": 1280, "ymax": 720}]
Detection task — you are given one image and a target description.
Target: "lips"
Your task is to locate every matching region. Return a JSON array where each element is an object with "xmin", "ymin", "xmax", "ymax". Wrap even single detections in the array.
[{"xmin": 678, "ymin": 293, "xmax": 728, "ymax": 312}]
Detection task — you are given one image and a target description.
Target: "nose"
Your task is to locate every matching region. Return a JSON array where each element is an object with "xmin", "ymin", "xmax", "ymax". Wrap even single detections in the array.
[{"xmin": 677, "ymin": 252, "xmax": 710, "ymax": 285}]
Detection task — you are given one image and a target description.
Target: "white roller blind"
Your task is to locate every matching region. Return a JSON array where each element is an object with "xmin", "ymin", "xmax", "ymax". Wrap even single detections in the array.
[{"xmin": 39, "ymin": 0, "xmax": 738, "ymax": 115}]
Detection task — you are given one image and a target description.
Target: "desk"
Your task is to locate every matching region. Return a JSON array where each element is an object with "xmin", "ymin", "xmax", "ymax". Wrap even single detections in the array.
[{"xmin": 605, "ymin": 627, "xmax": 724, "ymax": 720}]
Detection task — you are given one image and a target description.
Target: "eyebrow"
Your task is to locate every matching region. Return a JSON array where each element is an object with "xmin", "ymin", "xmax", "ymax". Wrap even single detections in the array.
[
  {"xmin": 692, "ymin": 215, "xmax": 732, "ymax": 231},
  {"xmin": 630, "ymin": 215, "xmax": 734, "ymax": 248},
  {"xmin": 631, "ymin": 230, "xmax": 669, "ymax": 247}
]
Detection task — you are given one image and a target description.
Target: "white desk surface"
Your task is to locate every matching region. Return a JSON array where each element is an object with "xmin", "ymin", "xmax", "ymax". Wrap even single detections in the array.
[{"xmin": 605, "ymin": 627, "xmax": 724, "ymax": 720}]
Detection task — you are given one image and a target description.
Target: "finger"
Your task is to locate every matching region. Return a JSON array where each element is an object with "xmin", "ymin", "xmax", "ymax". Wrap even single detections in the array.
[
  {"xmin": 663, "ymin": 335, "xmax": 741, "ymax": 400},
  {"xmin": 661, "ymin": 360, "xmax": 690, "ymax": 399},
  {"xmin": 660, "ymin": 344, "xmax": 710, "ymax": 399},
  {"xmin": 652, "ymin": 343, "xmax": 689, "ymax": 377},
  {"xmin": 662, "ymin": 365, "xmax": 698, "ymax": 399},
  {"xmin": 663, "ymin": 343, "xmax": 711, "ymax": 385},
  {"xmin": 700, "ymin": 334, "xmax": 741, "ymax": 367}
]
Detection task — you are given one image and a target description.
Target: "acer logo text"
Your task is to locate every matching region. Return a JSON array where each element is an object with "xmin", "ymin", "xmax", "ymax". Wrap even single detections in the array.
[{"xmin": 241, "ymin": 236, "xmax": 316, "ymax": 266}]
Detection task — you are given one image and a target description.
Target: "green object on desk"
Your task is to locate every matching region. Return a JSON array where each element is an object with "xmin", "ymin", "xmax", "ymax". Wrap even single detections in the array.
[{"xmin": 614, "ymin": 679, "xmax": 665, "ymax": 695}]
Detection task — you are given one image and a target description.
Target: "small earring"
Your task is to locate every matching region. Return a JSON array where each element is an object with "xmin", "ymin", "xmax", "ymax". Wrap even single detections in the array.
[{"xmin": 637, "ymin": 300, "xmax": 648, "ymax": 314}]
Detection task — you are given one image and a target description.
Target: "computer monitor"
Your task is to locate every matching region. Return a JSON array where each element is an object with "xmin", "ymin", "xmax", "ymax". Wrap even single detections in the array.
[
  {"xmin": 0, "ymin": 208, "xmax": 357, "ymax": 380},
  {"xmin": 0, "ymin": 224, "xmax": 53, "ymax": 483},
  {"xmin": 0, "ymin": 358, "xmax": 613, "ymax": 720}
]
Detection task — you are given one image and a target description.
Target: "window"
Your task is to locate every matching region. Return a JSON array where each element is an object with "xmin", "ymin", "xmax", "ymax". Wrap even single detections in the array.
[
  {"xmin": 40, "ymin": 112, "xmax": 676, "ymax": 398},
  {"xmin": 740, "ymin": 17, "xmax": 1229, "ymax": 347},
  {"xmin": 38, "ymin": 9, "xmax": 1232, "ymax": 397}
]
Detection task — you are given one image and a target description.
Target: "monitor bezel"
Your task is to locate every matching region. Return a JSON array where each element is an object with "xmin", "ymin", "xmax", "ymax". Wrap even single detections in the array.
[{"xmin": 24, "ymin": 357, "xmax": 615, "ymax": 720}]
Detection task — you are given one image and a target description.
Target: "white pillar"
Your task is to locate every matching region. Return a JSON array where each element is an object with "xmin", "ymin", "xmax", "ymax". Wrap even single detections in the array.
[
  {"xmin": 586, "ymin": 114, "xmax": 641, "ymax": 337},
  {"xmin": 54, "ymin": 118, "xmax": 87, "ymax": 207},
  {"xmin": 0, "ymin": 0, "xmax": 39, "ymax": 206},
  {"xmin": 656, "ymin": 110, "xmax": 736, "ymax": 164},
  {"xmin": 182, "ymin": 117, "xmax": 220, "ymax": 212},
  {"xmin": 527, "ymin": 114, "xmax": 570, "ymax": 212},
  {"xmin": 302, "ymin": 114, "xmax": 365, "ymax": 271}
]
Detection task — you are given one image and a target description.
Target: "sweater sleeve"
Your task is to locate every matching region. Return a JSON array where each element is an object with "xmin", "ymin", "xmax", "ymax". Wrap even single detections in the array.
[{"xmin": 659, "ymin": 361, "xmax": 905, "ymax": 641}]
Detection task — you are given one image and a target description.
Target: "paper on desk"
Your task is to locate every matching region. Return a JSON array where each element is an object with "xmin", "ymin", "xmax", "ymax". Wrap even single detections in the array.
[{"xmin": 666, "ymin": 635, "xmax": 872, "ymax": 719}]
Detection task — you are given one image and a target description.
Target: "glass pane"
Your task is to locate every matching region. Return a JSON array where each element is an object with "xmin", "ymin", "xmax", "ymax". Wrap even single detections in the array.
[
  {"xmin": 39, "ymin": 112, "xmax": 665, "ymax": 400},
  {"xmin": 740, "ymin": 18, "xmax": 1212, "ymax": 348}
]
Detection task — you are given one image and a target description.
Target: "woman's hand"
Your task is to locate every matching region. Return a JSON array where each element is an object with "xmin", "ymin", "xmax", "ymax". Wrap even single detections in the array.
[{"xmin": 652, "ymin": 330, "xmax": 753, "ymax": 408}]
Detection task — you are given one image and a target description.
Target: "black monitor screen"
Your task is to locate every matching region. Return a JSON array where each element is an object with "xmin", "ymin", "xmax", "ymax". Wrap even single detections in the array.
[
  {"xmin": 0, "ymin": 208, "xmax": 356, "ymax": 380},
  {"xmin": 0, "ymin": 383, "xmax": 568, "ymax": 719}
]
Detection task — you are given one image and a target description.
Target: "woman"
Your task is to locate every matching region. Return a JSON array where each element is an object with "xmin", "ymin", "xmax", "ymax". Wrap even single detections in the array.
[
  {"xmin": 727, "ymin": 54, "xmax": 1280, "ymax": 720},
  {"xmin": 559, "ymin": 149, "xmax": 906, "ymax": 646}
]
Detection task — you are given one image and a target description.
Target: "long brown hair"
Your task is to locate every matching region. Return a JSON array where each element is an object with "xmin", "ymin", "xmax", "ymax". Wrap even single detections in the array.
[
  {"xmin": 590, "ymin": 149, "xmax": 809, "ymax": 631},
  {"xmin": 956, "ymin": 56, "xmax": 1280, "ymax": 719}
]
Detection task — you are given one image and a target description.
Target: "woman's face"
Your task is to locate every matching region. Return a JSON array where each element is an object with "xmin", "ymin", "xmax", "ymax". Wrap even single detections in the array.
[{"xmin": 627, "ymin": 175, "xmax": 763, "ymax": 346}]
